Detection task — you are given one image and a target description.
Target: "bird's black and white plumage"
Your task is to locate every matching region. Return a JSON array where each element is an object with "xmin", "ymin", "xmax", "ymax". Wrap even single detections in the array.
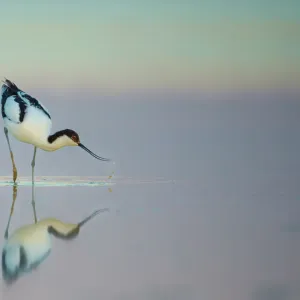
[
  {"xmin": 0, "ymin": 79, "xmax": 57, "ymax": 150},
  {"xmin": 1, "ymin": 79, "xmax": 51, "ymax": 123},
  {"xmin": 0, "ymin": 78, "xmax": 111, "ymax": 157},
  {"xmin": 1, "ymin": 78, "xmax": 110, "ymax": 192}
]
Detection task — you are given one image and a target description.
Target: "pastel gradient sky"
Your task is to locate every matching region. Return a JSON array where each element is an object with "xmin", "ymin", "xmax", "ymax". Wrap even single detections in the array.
[{"xmin": 0, "ymin": 0, "xmax": 299, "ymax": 91}]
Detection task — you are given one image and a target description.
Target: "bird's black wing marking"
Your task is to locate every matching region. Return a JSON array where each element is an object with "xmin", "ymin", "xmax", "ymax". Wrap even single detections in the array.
[
  {"xmin": 2, "ymin": 78, "xmax": 19, "ymax": 93},
  {"xmin": 21, "ymin": 93, "xmax": 51, "ymax": 120},
  {"xmin": 2, "ymin": 249, "xmax": 8, "ymax": 275},
  {"xmin": 1, "ymin": 95, "xmax": 28, "ymax": 123},
  {"xmin": 19, "ymin": 246, "xmax": 27, "ymax": 270},
  {"xmin": 1, "ymin": 78, "xmax": 51, "ymax": 120},
  {"xmin": 1, "ymin": 98, "xmax": 7, "ymax": 119},
  {"xmin": 1, "ymin": 249, "xmax": 18, "ymax": 283},
  {"xmin": 1, "ymin": 79, "xmax": 27, "ymax": 123},
  {"xmin": 1, "ymin": 80, "xmax": 17, "ymax": 120},
  {"xmin": 1, "ymin": 84, "xmax": 16, "ymax": 104},
  {"xmin": 14, "ymin": 97, "xmax": 27, "ymax": 123}
]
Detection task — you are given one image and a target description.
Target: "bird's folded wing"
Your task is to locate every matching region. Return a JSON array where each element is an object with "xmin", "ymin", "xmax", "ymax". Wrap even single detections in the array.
[{"xmin": 3, "ymin": 96, "xmax": 27, "ymax": 123}]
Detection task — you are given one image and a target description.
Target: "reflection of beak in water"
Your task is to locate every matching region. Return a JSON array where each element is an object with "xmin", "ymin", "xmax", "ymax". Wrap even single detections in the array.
[{"xmin": 2, "ymin": 184, "xmax": 109, "ymax": 284}]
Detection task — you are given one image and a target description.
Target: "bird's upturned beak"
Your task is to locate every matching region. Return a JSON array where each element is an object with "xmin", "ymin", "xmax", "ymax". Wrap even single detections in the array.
[{"xmin": 78, "ymin": 143, "xmax": 110, "ymax": 161}]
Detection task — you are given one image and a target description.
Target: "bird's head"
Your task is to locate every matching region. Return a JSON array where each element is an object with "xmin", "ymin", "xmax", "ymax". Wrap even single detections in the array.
[
  {"xmin": 48, "ymin": 129, "xmax": 110, "ymax": 161},
  {"xmin": 63, "ymin": 129, "xmax": 81, "ymax": 146}
]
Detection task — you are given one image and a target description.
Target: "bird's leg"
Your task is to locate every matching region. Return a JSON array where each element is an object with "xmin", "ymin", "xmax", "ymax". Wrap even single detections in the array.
[
  {"xmin": 32, "ymin": 196, "xmax": 37, "ymax": 224},
  {"xmin": 4, "ymin": 183, "xmax": 18, "ymax": 239},
  {"xmin": 4, "ymin": 127, "xmax": 18, "ymax": 183},
  {"xmin": 31, "ymin": 146, "xmax": 37, "ymax": 223}
]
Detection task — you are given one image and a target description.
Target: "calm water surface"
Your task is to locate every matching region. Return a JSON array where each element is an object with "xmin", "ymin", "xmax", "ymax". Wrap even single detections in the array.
[{"xmin": 0, "ymin": 92, "xmax": 299, "ymax": 300}]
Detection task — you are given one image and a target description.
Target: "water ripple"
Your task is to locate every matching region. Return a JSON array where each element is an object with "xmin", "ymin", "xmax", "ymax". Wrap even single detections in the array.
[{"xmin": 0, "ymin": 176, "xmax": 174, "ymax": 187}]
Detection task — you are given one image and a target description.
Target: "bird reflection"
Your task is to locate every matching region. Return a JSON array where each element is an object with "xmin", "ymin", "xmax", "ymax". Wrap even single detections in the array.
[{"xmin": 2, "ymin": 184, "xmax": 109, "ymax": 284}]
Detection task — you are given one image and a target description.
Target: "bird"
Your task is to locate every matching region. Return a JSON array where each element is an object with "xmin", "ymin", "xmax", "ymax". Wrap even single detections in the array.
[
  {"xmin": 2, "ymin": 207, "xmax": 109, "ymax": 283},
  {"xmin": 1, "ymin": 78, "xmax": 111, "ymax": 203}
]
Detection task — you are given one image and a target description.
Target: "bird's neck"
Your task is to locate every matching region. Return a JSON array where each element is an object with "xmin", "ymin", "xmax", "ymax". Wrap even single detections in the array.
[
  {"xmin": 42, "ymin": 130, "xmax": 72, "ymax": 151},
  {"xmin": 39, "ymin": 218, "xmax": 80, "ymax": 239},
  {"xmin": 48, "ymin": 129, "xmax": 68, "ymax": 144}
]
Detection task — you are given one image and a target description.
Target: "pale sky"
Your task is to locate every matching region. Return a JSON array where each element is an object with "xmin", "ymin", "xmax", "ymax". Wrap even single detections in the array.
[{"xmin": 0, "ymin": 0, "xmax": 299, "ymax": 91}]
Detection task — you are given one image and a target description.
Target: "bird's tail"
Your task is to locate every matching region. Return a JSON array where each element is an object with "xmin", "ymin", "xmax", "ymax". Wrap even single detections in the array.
[
  {"xmin": 1, "ymin": 78, "xmax": 21, "ymax": 101},
  {"xmin": 2, "ymin": 78, "xmax": 21, "ymax": 93}
]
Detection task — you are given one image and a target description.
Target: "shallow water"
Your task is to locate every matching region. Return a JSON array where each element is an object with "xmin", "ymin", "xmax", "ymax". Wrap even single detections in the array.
[{"xmin": 0, "ymin": 93, "xmax": 299, "ymax": 299}]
